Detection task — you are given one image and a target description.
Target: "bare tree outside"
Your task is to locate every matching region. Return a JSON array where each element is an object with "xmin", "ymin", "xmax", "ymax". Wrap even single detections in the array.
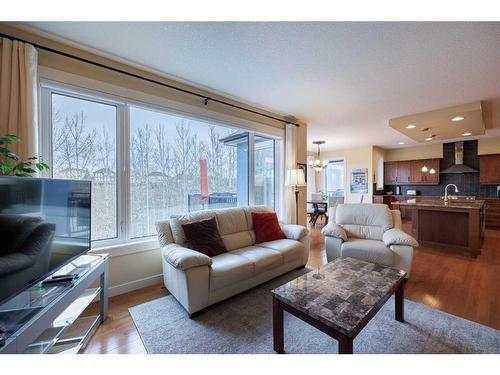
[
  {"xmin": 52, "ymin": 94, "xmax": 117, "ymax": 241},
  {"xmin": 129, "ymin": 107, "xmax": 240, "ymax": 238},
  {"xmin": 51, "ymin": 95, "xmax": 275, "ymax": 242}
]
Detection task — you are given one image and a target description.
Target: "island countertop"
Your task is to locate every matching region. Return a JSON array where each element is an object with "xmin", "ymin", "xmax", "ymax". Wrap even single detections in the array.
[
  {"xmin": 391, "ymin": 198, "xmax": 485, "ymax": 210},
  {"xmin": 391, "ymin": 197, "xmax": 485, "ymax": 258}
]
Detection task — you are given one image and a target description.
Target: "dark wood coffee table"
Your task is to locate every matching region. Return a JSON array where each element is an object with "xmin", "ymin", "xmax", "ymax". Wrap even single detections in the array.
[{"xmin": 271, "ymin": 257, "xmax": 406, "ymax": 354}]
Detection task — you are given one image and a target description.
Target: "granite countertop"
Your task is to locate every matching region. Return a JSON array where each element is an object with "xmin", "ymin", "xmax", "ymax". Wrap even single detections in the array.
[
  {"xmin": 391, "ymin": 198, "xmax": 485, "ymax": 210},
  {"xmin": 272, "ymin": 257, "xmax": 405, "ymax": 337}
]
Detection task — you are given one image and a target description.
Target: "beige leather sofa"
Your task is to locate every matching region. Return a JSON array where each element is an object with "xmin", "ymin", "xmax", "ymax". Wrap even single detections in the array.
[
  {"xmin": 156, "ymin": 206, "xmax": 309, "ymax": 317},
  {"xmin": 321, "ymin": 204, "xmax": 417, "ymax": 277}
]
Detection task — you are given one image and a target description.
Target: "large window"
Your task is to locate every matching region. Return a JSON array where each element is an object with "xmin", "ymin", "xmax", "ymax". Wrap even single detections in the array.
[
  {"xmin": 51, "ymin": 93, "xmax": 117, "ymax": 241},
  {"xmin": 129, "ymin": 106, "xmax": 247, "ymax": 238},
  {"xmin": 43, "ymin": 84, "xmax": 279, "ymax": 245},
  {"xmin": 325, "ymin": 159, "xmax": 345, "ymax": 197}
]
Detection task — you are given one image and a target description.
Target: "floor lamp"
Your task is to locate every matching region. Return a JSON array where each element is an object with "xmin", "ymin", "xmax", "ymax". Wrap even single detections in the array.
[{"xmin": 286, "ymin": 168, "xmax": 307, "ymax": 224}]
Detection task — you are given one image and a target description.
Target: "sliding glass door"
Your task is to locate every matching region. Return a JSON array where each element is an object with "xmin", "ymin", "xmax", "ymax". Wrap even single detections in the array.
[{"xmin": 254, "ymin": 136, "xmax": 275, "ymax": 208}]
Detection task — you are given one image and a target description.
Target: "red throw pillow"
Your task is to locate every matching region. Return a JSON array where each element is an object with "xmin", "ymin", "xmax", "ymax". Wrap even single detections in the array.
[{"xmin": 252, "ymin": 212, "xmax": 287, "ymax": 244}]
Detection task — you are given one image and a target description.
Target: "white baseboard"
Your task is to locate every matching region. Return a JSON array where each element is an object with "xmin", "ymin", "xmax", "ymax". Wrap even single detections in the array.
[{"xmin": 108, "ymin": 274, "xmax": 163, "ymax": 297}]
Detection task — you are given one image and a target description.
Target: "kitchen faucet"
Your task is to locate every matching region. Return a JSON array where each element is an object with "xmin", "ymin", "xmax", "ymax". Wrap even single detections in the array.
[{"xmin": 444, "ymin": 184, "xmax": 459, "ymax": 202}]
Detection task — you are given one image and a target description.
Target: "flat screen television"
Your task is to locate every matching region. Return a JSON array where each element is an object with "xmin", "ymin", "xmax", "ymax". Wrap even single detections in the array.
[{"xmin": 0, "ymin": 176, "xmax": 91, "ymax": 306}]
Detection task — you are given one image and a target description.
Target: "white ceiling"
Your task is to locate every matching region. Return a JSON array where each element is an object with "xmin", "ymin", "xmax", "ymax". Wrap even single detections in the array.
[{"xmin": 18, "ymin": 22, "xmax": 500, "ymax": 151}]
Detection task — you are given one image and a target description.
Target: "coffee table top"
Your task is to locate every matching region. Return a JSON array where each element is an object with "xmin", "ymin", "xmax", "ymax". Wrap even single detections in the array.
[{"xmin": 272, "ymin": 257, "xmax": 406, "ymax": 337}]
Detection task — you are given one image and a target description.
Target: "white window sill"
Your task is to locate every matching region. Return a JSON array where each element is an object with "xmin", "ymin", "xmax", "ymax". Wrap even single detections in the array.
[{"xmin": 89, "ymin": 238, "xmax": 160, "ymax": 258}]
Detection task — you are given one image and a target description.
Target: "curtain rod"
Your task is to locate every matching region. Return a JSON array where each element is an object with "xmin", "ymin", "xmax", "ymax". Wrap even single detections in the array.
[{"xmin": 0, "ymin": 32, "xmax": 301, "ymax": 128}]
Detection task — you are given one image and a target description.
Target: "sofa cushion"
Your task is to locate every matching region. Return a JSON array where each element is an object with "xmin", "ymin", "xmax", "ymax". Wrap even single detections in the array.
[
  {"xmin": 258, "ymin": 239, "xmax": 304, "ymax": 264},
  {"xmin": 209, "ymin": 253, "xmax": 254, "ymax": 291},
  {"xmin": 341, "ymin": 239, "xmax": 394, "ymax": 266},
  {"xmin": 170, "ymin": 211, "xmax": 216, "ymax": 245},
  {"xmin": 336, "ymin": 204, "xmax": 394, "ymax": 231},
  {"xmin": 181, "ymin": 217, "xmax": 227, "ymax": 257},
  {"xmin": 156, "ymin": 220, "xmax": 174, "ymax": 247},
  {"xmin": 221, "ymin": 231, "xmax": 254, "ymax": 252},
  {"xmin": 341, "ymin": 224, "xmax": 386, "ymax": 241},
  {"xmin": 231, "ymin": 246, "xmax": 283, "ymax": 273},
  {"xmin": 215, "ymin": 208, "xmax": 249, "ymax": 235}
]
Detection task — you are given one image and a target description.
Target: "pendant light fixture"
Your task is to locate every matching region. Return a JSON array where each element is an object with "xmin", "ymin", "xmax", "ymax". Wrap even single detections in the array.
[{"xmin": 309, "ymin": 141, "xmax": 328, "ymax": 172}]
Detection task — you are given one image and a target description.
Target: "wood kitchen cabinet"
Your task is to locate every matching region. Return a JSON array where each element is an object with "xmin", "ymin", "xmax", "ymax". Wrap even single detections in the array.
[
  {"xmin": 425, "ymin": 159, "xmax": 440, "ymax": 184},
  {"xmin": 385, "ymin": 158, "xmax": 440, "ymax": 185},
  {"xmin": 410, "ymin": 160, "xmax": 426, "ymax": 184},
  {"xmin": 384, "ymin": 162, "xmax": 398, "ymax": 184},
  {"xmin": 397, "ymin": 161, "xmax": 411, "ymax": 184},
  {"xmin": 484, "ymin": 198, "xmax": 500, "ymax": 229},
  {"xmin": 480, "ymin": 154, "xmax": 500, "ymax": 184}
]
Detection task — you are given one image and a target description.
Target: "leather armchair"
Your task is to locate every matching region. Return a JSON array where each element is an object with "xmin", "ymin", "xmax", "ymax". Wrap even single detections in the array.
[{"xmin": 321, "ymin": 204, "xmax": 417, "ymax": 278}]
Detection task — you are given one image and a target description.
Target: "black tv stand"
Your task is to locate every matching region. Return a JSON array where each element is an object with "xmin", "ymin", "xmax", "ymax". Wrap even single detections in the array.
[{"xmin": 0, "ymin": 254, "xmax": 108, "ymax": 354}]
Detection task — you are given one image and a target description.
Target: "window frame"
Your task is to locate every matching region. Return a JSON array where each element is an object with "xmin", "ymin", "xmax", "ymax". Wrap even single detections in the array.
[{"xmin": 40, "ymin": 81, "xmax": 283, "ymax": 249}]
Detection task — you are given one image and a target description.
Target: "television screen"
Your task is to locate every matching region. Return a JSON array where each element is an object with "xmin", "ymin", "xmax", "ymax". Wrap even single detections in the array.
[{"xmin": 0, "ymin": 176, "xmax": 91, "ymax": 305}]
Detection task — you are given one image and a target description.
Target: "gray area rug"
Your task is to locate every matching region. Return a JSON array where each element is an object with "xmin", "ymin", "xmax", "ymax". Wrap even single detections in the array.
[{"xmin": 129, "ymin": 269, "xmax": 500, "ymax": 354}]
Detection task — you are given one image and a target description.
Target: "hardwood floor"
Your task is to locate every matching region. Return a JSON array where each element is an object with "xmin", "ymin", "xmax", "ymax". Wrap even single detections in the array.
[{"xmin": 82, "ymin": 220, "xmax": 500, "ymax": 354}]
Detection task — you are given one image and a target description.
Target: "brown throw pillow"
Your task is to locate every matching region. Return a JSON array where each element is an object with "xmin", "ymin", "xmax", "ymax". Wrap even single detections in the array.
[{"xmin": 181, "ymin": 217, "xmax": 227, "ymax": 257}]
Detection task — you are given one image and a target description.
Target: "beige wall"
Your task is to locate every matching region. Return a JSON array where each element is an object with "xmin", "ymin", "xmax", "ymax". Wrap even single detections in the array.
[
  {"xmin": 0, "ymin": 24, "xmax": 308, "ymax": 295},
  {"xmin": 384, "ymin": 143, "xmax": 443, "ymax": 161},
  {"xmin": 478, "ymin": 136, "xmax": 500, "ymax": 155},
  {"xmin": 316, "ymin": 145, "xmax": 374, "ymax": 204},
  {"xmin": 106, "ymin": 250, "xmax": 162, "ymax": 297}
]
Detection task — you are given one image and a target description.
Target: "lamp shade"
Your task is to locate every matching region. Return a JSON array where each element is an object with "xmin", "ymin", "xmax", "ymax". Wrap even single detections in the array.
[{"xmin": 286, "ymin": 168, "xmax": 307, "ymax": 186}]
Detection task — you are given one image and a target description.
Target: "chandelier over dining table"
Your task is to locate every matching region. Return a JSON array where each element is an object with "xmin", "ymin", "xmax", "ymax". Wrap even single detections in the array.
[{"xmin": 309, "ymin": 141, "xmax": 328, "ymax": 172}]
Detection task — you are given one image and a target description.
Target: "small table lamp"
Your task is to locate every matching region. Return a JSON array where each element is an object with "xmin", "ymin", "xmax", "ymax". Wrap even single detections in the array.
[{"xmin": 286, "ymin": 168, "xmax": 307, "ymax": 224}]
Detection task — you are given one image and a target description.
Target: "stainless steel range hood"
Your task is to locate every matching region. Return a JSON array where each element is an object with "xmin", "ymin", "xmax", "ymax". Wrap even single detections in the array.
[{"xmin": 440, "ymin": 141, "xmax": 479, "ymax": 174}]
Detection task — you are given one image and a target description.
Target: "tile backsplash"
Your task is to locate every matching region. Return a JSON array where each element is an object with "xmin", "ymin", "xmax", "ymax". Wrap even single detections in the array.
[{"xmin": 384, "ymin": 140, "xmax": 499, "ymax": 198}]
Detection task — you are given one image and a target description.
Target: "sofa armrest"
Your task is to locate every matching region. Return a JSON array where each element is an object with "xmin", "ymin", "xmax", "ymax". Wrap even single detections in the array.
[
  {"xmin": 281, "ymin": 224, "xmax": 309, "ymax": 241},
  {"xmin": 161, "ymin": 244, "xmax": 213, "ymax": 271},
  {"xmin": 383, "ymin": 228, "xmax": 418, "ymax": 247},
  {"xmin": 321, "ymin": 223, "xmax": 347, "ymax": 241}
]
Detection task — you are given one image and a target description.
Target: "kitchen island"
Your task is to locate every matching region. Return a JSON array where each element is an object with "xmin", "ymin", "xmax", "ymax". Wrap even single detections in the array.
[{"xmin": 392, "ymin": 198, "xmax": 485, "ymax": 258}]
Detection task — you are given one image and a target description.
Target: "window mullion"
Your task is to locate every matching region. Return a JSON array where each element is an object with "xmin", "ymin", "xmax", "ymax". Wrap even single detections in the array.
[
  {"xmin": 119, "ymin": 103, "xmax": 131, "ymax": 242},
  {"xmin": 248, "ymin": 132, "xmax": 255, "ymax": 206}
]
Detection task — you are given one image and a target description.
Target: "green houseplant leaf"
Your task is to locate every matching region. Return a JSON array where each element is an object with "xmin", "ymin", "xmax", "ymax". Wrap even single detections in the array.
[
  {"xmin": 0, "ymin": 134, "xmax": 21, "ymax": 145},
  {"xmin": 0, "ymin": 134, "xmax": 50, "ymax": 177}
]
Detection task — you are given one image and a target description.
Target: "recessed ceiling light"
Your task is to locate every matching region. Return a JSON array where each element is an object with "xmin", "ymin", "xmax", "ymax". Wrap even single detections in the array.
[
  {"xmin": 399, "ymin": 142, "xmax": 405, "ymax": 145},
  {"xmin": 452, "ymin": 116, "xmax": 465, "ymax": 122},
  {"xmin": 405, "ymin": 124, "xmax": 416, "ymax": 129},
  {"xmin": 425, "ymin": 137, "xmax": 433, "ymax": 141},
  {"xmin": 462, "ymin": 132, "xmax": 472, "ymax": 136}
]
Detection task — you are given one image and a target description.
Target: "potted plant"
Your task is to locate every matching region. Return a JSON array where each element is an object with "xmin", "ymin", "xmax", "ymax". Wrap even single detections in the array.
[{"xmin": 0, "ymin": 134, "xmax": 49, "ymax": 176}]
